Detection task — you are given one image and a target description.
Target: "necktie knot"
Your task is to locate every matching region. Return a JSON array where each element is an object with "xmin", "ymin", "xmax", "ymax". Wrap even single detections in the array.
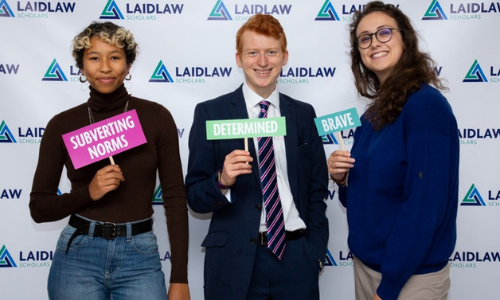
[{"xmin": 258, "ymin": 100, "xmax": 270, "ymax": 119}]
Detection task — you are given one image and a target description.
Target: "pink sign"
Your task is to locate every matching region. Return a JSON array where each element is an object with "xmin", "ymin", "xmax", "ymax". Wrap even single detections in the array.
[{"xmin": 62, "ymin": 109, "xmax": 147, "ymax": 169}]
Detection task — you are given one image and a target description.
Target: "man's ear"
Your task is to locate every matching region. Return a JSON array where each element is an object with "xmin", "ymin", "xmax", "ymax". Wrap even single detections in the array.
[{"xmin": 235, "ymin": 53, "xmax": 243, "ymax": 68}]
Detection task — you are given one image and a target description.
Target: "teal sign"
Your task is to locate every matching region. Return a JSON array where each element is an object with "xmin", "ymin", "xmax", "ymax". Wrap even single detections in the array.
[
  {"xmin": 314, "ymin": 108, "xmax": 361, "ymax": 136},
  {"xmin": 206, "ymin": 117, "xmax": 286, "ymax": 140}
]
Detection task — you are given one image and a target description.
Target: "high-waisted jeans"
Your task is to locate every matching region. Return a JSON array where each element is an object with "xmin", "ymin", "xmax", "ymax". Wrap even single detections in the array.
[{"xmin": 48, "ymin": 216, "xmax": 167, "ymax": 300}]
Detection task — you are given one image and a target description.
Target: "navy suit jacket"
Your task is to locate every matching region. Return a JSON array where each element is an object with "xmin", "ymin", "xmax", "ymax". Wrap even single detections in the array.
[{"xmin": 185, "ymin": 86, "xmax": 329, "ymax": 300}]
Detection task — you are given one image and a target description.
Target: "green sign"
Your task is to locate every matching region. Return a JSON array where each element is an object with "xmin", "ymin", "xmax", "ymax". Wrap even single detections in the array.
[
  {"xmin": 206, "ymin": 117, "xmax": 286, "ymax": 140},
  {"xmin": 314, "ymin": 108, "xmax": 361, "ymax": 136}
]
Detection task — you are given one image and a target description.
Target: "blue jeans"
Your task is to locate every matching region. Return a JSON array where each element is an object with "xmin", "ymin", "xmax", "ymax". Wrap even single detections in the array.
[{"xmin": 48, "ymin": 217, "xmax": 167, "ymax": 300}]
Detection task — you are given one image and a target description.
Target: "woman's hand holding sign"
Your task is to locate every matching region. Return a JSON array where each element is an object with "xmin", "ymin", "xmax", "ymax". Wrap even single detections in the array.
[
  {"xmin": 328, "ymin": 150, "xmax": 355, "ymax": 186},
  {"xmin": 314, "ymin": 107, "xmax": 360, "ymax": 186},
  {"xmin": 89, "ymin": 165, "xmax": 125, "ymax": 201}
]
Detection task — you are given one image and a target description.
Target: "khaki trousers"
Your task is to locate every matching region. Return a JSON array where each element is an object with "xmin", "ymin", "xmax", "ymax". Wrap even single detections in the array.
[{"xmin": 353, "ymin": 256, "xmax": 450, "ymax": 300}]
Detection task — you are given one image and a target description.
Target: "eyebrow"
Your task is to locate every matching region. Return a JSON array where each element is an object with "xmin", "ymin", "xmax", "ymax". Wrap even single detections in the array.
[
  {"xmin": 85, "ymin": 50, "xmax": 124, "ymax": 56},
  {"xmin": 243, "ymin": 48, "xmax": 281, "ymax": 54},
  {"xmin": 357, "ymin": 24, "xmax": 394, "ymax": 35}
]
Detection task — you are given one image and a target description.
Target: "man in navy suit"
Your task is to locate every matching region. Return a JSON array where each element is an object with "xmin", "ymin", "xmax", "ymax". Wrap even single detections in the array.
[{"xmin": 185, "ymin": 14, "xmax": 329, "ymax": 300}]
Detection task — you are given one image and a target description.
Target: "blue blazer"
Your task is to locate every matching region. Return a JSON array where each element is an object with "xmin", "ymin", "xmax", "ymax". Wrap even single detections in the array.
[{"xmin": 185, "ymin": 85, "xmax": 329, "ymax": 300}]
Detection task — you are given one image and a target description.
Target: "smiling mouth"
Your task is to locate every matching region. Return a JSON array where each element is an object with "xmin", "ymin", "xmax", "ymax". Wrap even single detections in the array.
[
  {"xmin": 255, "ymin": 69, "xmax": 271, "ymax": 75},
  {"xmin": 372, "ymin": 51, "xmax": 388, "ymax": 58}
]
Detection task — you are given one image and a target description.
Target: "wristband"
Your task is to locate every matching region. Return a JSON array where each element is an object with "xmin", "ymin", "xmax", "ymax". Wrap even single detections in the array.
[
  {"xmin": 332, "ymin": 172, "xmax": 348, "ymax": 187},
  {"xmin": 216, "ymin": 170, "xmax": 233, "ymax": 189}
]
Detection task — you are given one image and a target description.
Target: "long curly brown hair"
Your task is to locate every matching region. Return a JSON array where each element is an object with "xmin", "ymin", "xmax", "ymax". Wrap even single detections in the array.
[{"xmin": 349, "ymin": 1, "xmax": 446, "ymax": 130}]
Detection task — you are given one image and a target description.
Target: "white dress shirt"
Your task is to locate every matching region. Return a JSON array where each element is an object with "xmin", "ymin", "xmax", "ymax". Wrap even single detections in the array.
[{"xmin": 241, "ymin": 83, "xmax": 306, "ymax": 232}]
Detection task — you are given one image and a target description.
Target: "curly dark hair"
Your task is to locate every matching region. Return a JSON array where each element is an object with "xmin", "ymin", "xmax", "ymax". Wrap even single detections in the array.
[
  {"xmin": 72, "ymin": 21, "xmax": 138, "ymax": 70},
  {"xmin": 349, "ymin": 1, "xmax": 446, "ymax": 130}
]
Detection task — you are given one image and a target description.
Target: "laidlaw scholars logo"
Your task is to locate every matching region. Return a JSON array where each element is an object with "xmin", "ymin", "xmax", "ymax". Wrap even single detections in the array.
[
  {"xmin": 322, "ymin": 130, "xmax": 355, "ymax": 146},
  {"xmin": 207, "ymin": 0, "xmax": 292, "ymax": 21},
  {"xmin": 315, "ymin": 2, "xmax": 399, "ymax": 22},
  {"xmin": 150, "ymin": 61, "xmax": 174, "ymax": 83},
  {"xmin": 0, "ymin": 121, "xmax": 44, "ymax": 144},
  {"xmin": 315, "ymin": 0, "xmax": 340, "ymax": 21},
  {"xmin": 1, "ymin": 0, "xmax": 75, "ymax": 18},
  {"xmin": 152, "ymin": 185, "xmax": 163, "ymax": 205},
  {"xmin": 208, "ymin": 0, "xmax": 232, "ymax": 20},
  {"xmin": 100, "ymin": 0, "xmax": 183, "ymax": 20},
  {"xmin": 461, "ymin": 184, "xmax": 486, "ymax": 206},
  {"xmin": 149, "ymin": 61, "xmax": 232, "ymax": 84},
  {"xmin": 101, "ymin": 0, "xmax": 124, "ymax": 19},
  {"xmin": 42, "ymin": 59, "xmax": 68, "ymax": 81},
  {"xmin": 328, "ymin": 249, "xmax": 356, "ymax": 267},
  {"xmin": 422, "ymin": 0, "xmax": 500, "ymax": 20},
  {"xmin": 279, "ymin": 66, "xmax": 336, "ymax": 85},
  {"xmin": 422, "ymin": 0, "xmax": 448, "ymax": 20},
  {"xmin": 0, "ymin": 0, "xmax": 15, "ymax": 17},
  {"xmin": 463, "ymin": 60, "xmax": 488, "ymax": 82},
  {"xmin": 461, "ymin": 183, "xmax": 500, "ymax": 206},
  {"xmin": 324, "ymin": 249, "xmax": 337, "ymax": 266},
  {"xmin": 0, "ymin": 121, "xmax": 17, "ymax": 143},
  {"xmin": 0, "ymin": 245, "xmax": 17, "ymax": 267},
  {"xmin": 322, "ymin": 133, "xmax": 339, "ymax": 145}
]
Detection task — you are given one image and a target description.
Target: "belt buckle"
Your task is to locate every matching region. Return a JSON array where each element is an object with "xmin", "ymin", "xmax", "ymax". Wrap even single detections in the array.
[
  {"xmin": 260, "ymin": 232, "xmax": 267, "ymax": 246},
  {"xmin": 101, "ymin": 222, "xmax": 117, "ymax": 240}
]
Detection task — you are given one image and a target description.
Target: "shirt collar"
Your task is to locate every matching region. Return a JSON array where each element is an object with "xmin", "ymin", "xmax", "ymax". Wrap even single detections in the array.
[{"xmin": 242, "ymin": 82, "xmax": 280, "ymax": 110}]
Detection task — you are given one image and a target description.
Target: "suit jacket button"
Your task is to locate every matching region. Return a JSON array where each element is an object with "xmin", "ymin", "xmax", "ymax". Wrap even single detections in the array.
[
  {"xmin": 255, "ymin": 204, "xmax": 262, "ymax": 211},
  {"xmin": 250, "ymin": 238, "xmax": 256, "ymax": 244}
]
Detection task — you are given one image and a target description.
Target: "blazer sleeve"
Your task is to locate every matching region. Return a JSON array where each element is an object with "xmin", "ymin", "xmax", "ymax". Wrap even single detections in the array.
[
  {"xmin": 304, "ymin": 107, "xmax": 330, "ymax": 261},
  {"xmin": 185, "ymin": 102, "xmax": 232, "ymax": 213}
]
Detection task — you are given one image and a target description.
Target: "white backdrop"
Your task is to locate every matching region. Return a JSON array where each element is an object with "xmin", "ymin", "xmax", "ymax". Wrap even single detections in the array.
[{"xmin": 1, "ymin": 0, "xmax": 499, "ymax": 299}]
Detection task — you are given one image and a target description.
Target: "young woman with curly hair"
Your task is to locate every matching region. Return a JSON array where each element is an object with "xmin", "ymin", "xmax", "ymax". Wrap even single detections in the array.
[
  {"xmin": 328, "ymin": 2, "xmax": 459, "ymax": 300},
  {"xmin": 30, "ymin": 22, "xmax": 190, "ymax": 300}
]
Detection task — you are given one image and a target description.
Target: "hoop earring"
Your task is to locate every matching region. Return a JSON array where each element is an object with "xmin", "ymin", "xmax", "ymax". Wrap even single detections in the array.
[
  {"xmin": 79, "ymin": 75, "xmax": 87, "ymax": 83},
  {"xmin": 125, "ymin": 73, "xmax": 132, "ymax": 81}
]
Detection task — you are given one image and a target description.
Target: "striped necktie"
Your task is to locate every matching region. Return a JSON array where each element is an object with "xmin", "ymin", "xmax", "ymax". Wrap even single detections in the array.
[{"xmin": 257, "ymin": 100, "xmax": 286, "ymax": 259}]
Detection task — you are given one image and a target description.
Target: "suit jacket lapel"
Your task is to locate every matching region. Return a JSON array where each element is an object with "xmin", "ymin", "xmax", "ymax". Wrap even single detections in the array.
[
  {"xmin": 229, "ymin": 85, "xmax": 248, "ymax": 119},
  {"xmin": 280, "ymin": 95, "xmax": 299, "ymax": 204},
  {"xmin": 229, "ymin": 86, "xmax": 261, "ymax": 185}
]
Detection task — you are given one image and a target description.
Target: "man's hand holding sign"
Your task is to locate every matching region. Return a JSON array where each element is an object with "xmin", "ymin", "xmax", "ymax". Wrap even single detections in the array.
[
  {"xmin": 206, "ymin": 117, "xmax": 286, "ymax": 189},
  {"xmin": 314, "ymin": 108, "xmax": 360, "ymax": 186}
]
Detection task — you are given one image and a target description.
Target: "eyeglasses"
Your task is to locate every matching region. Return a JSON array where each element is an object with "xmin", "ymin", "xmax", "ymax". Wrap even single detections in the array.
[{"xmin": 356, "ymin": 28, "xmax": 402, "ymax": 49}]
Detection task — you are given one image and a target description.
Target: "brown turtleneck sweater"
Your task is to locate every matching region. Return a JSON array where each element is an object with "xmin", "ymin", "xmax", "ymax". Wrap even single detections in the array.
[{"xmin": 30, "ymin": 84, "xmax": 189, "ymax": 283}]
